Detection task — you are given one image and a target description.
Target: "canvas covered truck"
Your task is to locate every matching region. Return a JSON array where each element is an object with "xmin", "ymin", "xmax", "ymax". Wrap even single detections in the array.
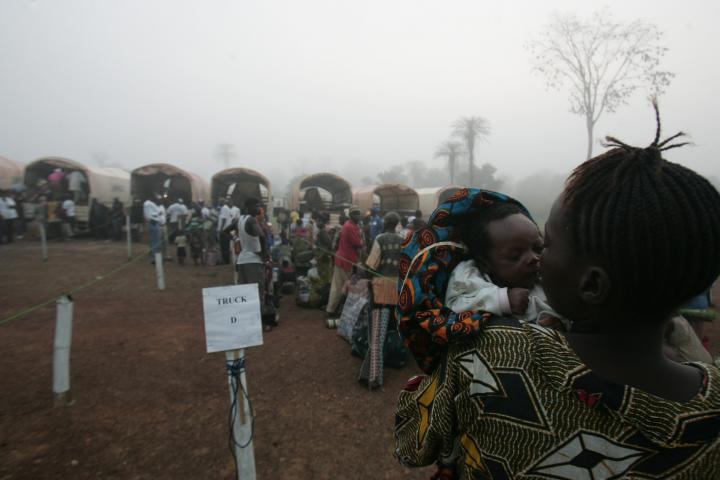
[
  {"xmin": 290, "ymin": 172, "xmax": 353, "ymax": 215},
  {"xmin": 0, "ymin": 156, "xmax": 24, "ymax": 190},
  {"xmin": 353, "ymin": 183, "xmax": 419, "ymax": 216},
  {"xmin": 211, "ymin": 167, "xmax": 272, "ymax": 215},
  {"xmin": 131, "ymin": 163, "xmax": 209, "ymax": 204},
  {"xmin": 24, "ymin": 156, "xmax": 130, "ymax": 228},
  {"xmin": 416, "ymin": 186, "xmax": 463, "ymax": 218}
]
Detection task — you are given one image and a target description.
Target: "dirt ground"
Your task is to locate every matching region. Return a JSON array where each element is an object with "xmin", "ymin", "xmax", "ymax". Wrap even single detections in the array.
[
  {"xmin": 0, "ymin": 240, "xmax": 434, "ymax": 480},
  {"xmin": 2, "ymin": 240, "xmax": 720, "ymax": 480}
]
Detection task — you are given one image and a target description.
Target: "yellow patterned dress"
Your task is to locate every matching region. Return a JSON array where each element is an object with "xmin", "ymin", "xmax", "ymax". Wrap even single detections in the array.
[{"xmin": 394, "ymin": 317, "xmax": 720, "ymax": 479}]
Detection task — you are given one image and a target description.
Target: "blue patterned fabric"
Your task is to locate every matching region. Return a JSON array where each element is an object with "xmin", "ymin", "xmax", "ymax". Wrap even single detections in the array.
[{"xmin": 395, "ymin": 187, "xmax": 530, "ymax": 373}]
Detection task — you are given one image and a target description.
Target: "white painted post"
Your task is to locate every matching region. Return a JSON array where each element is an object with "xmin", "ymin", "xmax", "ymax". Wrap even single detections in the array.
[
  {"xmin": 225, "ymin": 349, "xmax": 256, "ymax": 480},
  {"xmin": 40, "ymin": 222, "xmax": 48, "ymax": 262},
  {"xmin": 155, "ymin": 252, "xmax": 165, "ymax": 290},
  {"xmin": 126, "ymin": 215, "xmax": 132, "ymax": 259},
  {"xmin": 53, "ymin": 295, "xmax": 74, "ymax": 407}
]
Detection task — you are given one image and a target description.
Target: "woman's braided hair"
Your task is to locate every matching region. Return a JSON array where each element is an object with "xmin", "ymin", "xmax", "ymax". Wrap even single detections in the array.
[{"xmin": 562, "ymin": 99, "xmax": 720, "ymax": 317}]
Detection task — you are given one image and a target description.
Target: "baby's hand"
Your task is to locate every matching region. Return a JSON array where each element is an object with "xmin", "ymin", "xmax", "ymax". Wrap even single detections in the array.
[
  {"xmin": 508, "ymin": 288, "xmax": 529, "ymax": 315},
  {"xmin": 538, "ymin": 313, "xmax": 566, "ymax": 331}
]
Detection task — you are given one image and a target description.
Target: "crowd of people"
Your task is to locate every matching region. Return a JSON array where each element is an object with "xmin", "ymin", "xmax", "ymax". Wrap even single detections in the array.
[{"xmin": 4, "ymin": 110, "xmax": 720, "ymax": 476}]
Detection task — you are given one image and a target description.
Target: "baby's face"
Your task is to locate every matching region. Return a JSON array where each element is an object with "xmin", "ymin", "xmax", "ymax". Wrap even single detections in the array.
[{"xmin": 485, "ymin": 214, "xmax": 543, "ymax": 289}]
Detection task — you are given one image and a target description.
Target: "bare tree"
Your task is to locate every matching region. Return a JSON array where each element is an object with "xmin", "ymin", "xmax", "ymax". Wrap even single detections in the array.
[
  {"xmin": 215, "ymin": 143, "xmax": 236, "ymax": 170},
  {"xmin": 452, "ymin": 116, "xmax": 491, "ymax": 186},
  {"xmin": 528, "ymin": 10, "xmax": 673, "ymax": 159},
  {"xmin": 434, "ymin": 140, "xmax": 463, "ymax": 184}
]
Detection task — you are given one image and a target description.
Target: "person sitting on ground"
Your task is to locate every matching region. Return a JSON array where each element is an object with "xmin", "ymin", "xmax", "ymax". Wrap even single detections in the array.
[{"xmin": 394, "ymin": 104, "xmax": 720, "ymax": 478}]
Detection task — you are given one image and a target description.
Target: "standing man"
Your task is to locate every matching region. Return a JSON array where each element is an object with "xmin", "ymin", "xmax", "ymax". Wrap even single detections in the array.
[
  {"xmin": 67, "ymin": 170, "xmax": 86, "ymax": 203},
  {"xmin": 368, "ymin": 207, "xmax": 383, "ymax": 244},
  {"xmin": 325, "ymin": 206, "xmax": 364, "ymax": 321},
  {"xmin": 61, "ymin": 195, "xmax": 76, "ymax": 240},
  {"xmin": 225, "ymin": 198, "xmax": 276, "ymax": 331},
  {"xmin": 217, "ymin": 198, "xmax": 232, "ymax": 264},
  {"xmin": 360, "ymin": 211, "xmax": 404, "ymax": 387},
  {"xmin": 129, "ymin": 198, "xmax": 144, "ymax": 242},
  {"xmin": 0, "ymin": 190, "xmax": 19, "ymax": 243},
  {"xmin": 158, "ymin": 199, "xmax": 170, "ymax": 259},
  {"xmin": 167, "ymin": 198, "xmax": 188, "ymax": 237},
  {"xmin": 143, "ymin": 193, "xmax": 162, "ymax": 263},
  {"xmin": 110, "ymin": 198, "xmax": 124, "ymax": 241}
]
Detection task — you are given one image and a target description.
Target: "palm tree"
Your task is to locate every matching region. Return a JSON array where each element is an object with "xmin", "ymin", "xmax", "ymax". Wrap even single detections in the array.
[
  {"xmin": 452, "ymin": 116, "xmax": 491, "ymax": 185},
  {"xmin": 433, "ymin": 140, "xmax": 463, "ymax": 185}
]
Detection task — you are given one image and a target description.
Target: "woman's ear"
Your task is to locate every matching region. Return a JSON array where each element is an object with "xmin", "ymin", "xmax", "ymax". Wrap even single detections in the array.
[{"xmin": 578, "ymin": 267, "xmax": 611, "ymax": 305}]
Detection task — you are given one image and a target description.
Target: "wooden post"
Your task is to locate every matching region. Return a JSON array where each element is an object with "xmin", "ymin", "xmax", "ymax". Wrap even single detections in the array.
[
  {"xmin": 53, "ymin": 295, "xmax": 74, "ymax": 407},
  {"xmin": 225, "ymin": 349, "xmax": 256, "ymax": 480},
  {"xmin": 126, "ymin": 215, "xmax": 132, "ymax": 259},
  {"xmin": 40, "ymin": 222, "xmax": 48, "ymax": 262},
  {"xmin": 155, "ymin": 252, "xmax": 165, "ymax": 290}
]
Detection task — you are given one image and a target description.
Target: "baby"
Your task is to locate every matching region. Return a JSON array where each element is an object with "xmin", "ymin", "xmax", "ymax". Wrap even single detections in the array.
[
  {"xmin": 436, "ymin": 202, "xmax": 561, "ymax": 478},
  {"xmin": 446, "ymin": 202, "xmax": 559, "ymax": 324}
]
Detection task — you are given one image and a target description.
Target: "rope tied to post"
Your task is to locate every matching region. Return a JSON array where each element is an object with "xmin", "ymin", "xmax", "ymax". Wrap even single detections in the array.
[{"xmin": 226, "ymin": 356, "xmax": 254, "ymax": 452}]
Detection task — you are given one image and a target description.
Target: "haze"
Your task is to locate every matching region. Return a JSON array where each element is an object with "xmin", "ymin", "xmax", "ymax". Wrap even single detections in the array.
[{"xmin": 1, "ymin": 0, "xmax": 718, "ymax": 194}]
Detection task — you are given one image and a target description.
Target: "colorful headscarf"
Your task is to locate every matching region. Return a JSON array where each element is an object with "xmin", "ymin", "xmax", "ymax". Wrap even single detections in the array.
[{"xmin": 396, "ymin": 188, "xmax": 531, "ymax": 373}]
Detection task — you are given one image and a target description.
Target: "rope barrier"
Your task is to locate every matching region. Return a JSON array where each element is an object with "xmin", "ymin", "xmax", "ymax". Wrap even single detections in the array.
[
  {"xmin": 226, "ymin": 357, "xmax": 254, "ymax": 449},
  {"xmin": 41, "ymin": 216, "xmax": 132, "ymax": 243},
  {"xmin": 310, "ymin": 242, "xmax": 386, "ymax": 278},
  {"xmin": 0, "ymin": 242, "xmax": 158, "ymax": 327}
]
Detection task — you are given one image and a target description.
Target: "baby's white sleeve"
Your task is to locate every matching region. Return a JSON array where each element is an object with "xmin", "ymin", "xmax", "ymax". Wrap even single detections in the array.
[{"xmin": 445, "ymin": 260, "xmax": 511, "ymax": 315}]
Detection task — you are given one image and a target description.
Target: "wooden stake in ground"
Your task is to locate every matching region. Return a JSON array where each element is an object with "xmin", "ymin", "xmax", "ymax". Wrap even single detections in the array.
[
  {"xmin": 53, "ymin": 295, "xmax": 74, "ymax": 407},
  {"xmin": 155, "ymin": 252, "xmax": 165, "ymax": 290},
  {"xmin": 226, "ymin": 349, "xmax": 256, "ymax": 480}
]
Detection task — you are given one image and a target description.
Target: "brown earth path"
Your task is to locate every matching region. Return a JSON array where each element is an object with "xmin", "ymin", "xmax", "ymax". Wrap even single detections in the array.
[{"xmin": 0, "ymin": 240, "xmax": 433, "ymax": 480}]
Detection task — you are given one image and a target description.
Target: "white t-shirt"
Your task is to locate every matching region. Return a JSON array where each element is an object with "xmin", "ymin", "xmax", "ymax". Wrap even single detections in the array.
[
  {"xmin": 0, "ymin": 197, "xmax": 18, "ymax": 220},
  {"xmin": 167, "ymin": 202, "xmax": 188, "ymax": 223},
  {"xmin": 62, "ymin": 199, "xmax": 76, "ymax": 218},
  {"xmin": 143, "ymin": 200, "xmax": 162, "ymax": 222},
  {"xmin": 229, "ymin": 206, "xmax": 240, "ymax": 222},
  {"xmin": 235, "ymin": 215, "xmax": 263, "ymax": 265},
  {"xmin": 217, "ymin": 204, "xmax": 232, "ymax": 231},
  {"xmin": 158, "ymin": 205, "xmax": 167, "ymax": 226}
]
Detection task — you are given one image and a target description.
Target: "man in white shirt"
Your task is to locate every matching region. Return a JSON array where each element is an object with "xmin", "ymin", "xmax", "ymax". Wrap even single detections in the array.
[
  {"xmin": 0, "ymin": 191, "xmax": 19, "ymax": 243},
  {"xmin": 167, "ymin": 198, "xmax": 188, "ymax": 234},
  {"xmin": 217, "ymin": 198, "xmax": 232, "ymax": 265},
  {"xmin": 67, "ymin": 170, "xmax": 86, "ymax": 203},
  {"xmin": 217, "ymin": 198, "xmax": 232, "ymax": 232},
  {"xmin": 158, "ymin": 202, "xmax": 171, "ymax": 260},
  {"xmin": 61, "ymin": 196, "xmax": 76, "ymax": 240},
  {"xmin": 229, "ymin": 203, "xmax": 240, "ymax": 223},
  {"xmin": 143, "ymin": 194, "xmax": 163, "ymax": 263},
  {"xmin": 199, "ymin": 199, "xmax": 210, "ymax": 220}
]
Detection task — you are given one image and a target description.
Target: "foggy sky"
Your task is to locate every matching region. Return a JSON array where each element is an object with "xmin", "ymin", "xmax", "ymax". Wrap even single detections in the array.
[{"xmin": 1, "ymin": 0, "xmax": 718, "ymax": 191}]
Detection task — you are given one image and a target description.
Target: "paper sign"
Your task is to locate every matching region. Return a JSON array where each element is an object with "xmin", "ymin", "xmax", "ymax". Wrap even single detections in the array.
[{"xmin": 203, "ymin": 284, "xmax": 263, "ymax": 353}]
